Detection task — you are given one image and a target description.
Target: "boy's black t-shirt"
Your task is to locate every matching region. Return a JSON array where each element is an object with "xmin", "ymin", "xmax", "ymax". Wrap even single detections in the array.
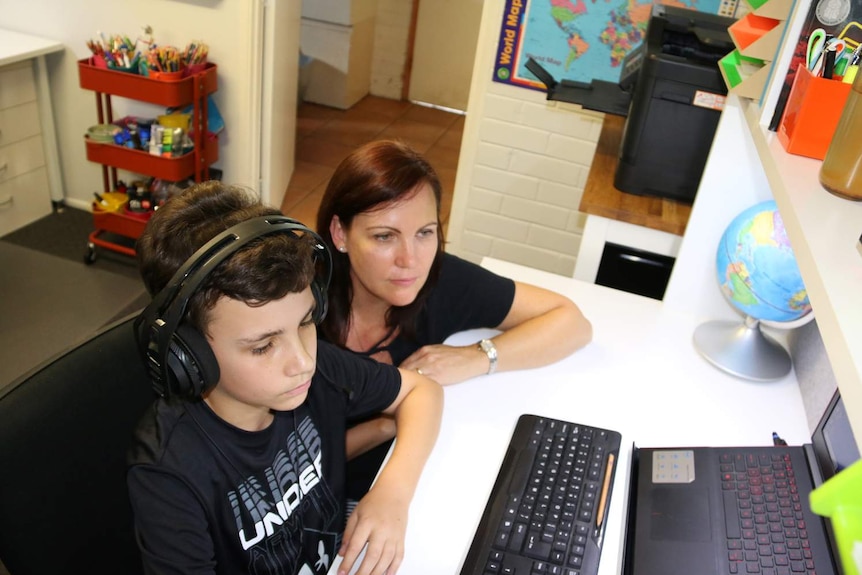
[{"xmin": 127, "ymin": 340, "xmax": 401, "ymax": 575}]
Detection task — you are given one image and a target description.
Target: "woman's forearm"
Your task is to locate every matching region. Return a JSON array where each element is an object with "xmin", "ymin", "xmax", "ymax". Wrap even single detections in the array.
[{"xmin": 345, "ymin": 416, "xmax": 397, "ymax": 460}]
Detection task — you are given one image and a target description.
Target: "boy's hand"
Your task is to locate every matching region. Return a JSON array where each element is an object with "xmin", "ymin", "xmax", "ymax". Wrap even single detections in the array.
[
  {"xmin": 338, "ymin": 366, "xmax": 441, "ymax": 574},
  {"xmin": 337, "ymin": 485, "xmax": 410, "ymax": 575}
]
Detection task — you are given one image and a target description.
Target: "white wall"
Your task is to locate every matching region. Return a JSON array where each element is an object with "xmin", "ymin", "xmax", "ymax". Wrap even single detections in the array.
[
  {"xmin": 409, "ymin": 0, "xmax": 483, "ymax": 111},
  {"xmin": 663, "ymin": 97, "xmax": 775, "ymax": 322},
  {"xmin": 447, "ymin": 0, "xmax": 604, "ymax": 277},
  {"xmin": 0, "ymin": 0, "xmax": 273, "ymax": 209},
  {"xmin": 369, "ymin": 0, "xmax": 412, "ymax": 100}
]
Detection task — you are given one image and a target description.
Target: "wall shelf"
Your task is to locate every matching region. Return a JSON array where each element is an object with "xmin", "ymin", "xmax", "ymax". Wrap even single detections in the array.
[
  {"xmin": 720, "ymin": 50, "xmax": 771, "ymax": 99},
  {"xmin": 729, "ymin": 13, "xmax": 782, "ymax": 61},
  {"xmin": 740, "ymin": 97, "xmax": 862, "ymax": 442},
  {"xmin": 721, "ymin": 0, "xmax": 792, "ymax": 98}
]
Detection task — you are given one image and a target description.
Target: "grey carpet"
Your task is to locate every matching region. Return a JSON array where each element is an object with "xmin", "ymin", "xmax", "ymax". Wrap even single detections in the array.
[
  {"xmin": 0, "ymin": 241, "xmax": 149, "ymax": 389},
  {"xmin": 1, "ymin": 205, "xmax": 142, "ymax": 280}
]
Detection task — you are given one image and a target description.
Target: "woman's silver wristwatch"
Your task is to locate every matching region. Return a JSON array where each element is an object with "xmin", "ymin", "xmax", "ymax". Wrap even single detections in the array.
[{"xmin": 478, "ymin": 339, "xmax": 498, "ymax": 375}]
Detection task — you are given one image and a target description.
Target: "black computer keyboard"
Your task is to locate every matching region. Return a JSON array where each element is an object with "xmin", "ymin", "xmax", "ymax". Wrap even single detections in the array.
[
  {"xmin": 718, "ymin": 449, "xmax": 816, "ymax": 575},
  {"xmin": 460, "ymin": 414, "xmax": 622, "ymax": 575}
]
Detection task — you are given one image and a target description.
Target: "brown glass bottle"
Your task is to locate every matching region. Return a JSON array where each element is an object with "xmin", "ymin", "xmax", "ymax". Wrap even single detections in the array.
[{"xmin": 819, "ymin": 69, "xmax": 862, "ymax": 201}]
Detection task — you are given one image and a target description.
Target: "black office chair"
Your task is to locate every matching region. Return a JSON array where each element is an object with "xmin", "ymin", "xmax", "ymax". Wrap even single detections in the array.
[{"xmin": 0, "ymin": 314, "xmax": 154, "ymax": 575}]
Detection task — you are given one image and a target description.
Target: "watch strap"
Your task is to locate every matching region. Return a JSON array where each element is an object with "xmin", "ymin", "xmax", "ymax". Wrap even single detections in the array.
[{"xmin": 478, "ymin": 338, "xmax": 498, "ymax": 375}]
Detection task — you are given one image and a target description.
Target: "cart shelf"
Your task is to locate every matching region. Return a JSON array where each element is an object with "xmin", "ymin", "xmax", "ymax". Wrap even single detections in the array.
[
  {"xmin": 86, "ymin": 209, "xmax": 151, "ymax": 261},
  {"xmin": 79, "ymin": 58, "xmax": 219, "ymax": 263},
  {"xmin": 84, "ymin": 137, "xmax": 219, "ymax": 182},
  {"xmin": 78, "ymin": 59, "xmax": 217, "ymax": 107}
]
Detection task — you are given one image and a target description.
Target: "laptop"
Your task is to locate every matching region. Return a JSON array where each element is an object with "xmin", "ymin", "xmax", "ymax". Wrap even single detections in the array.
[{"xmin": 624, "ymin": 390, "xmax": 859, "ymax": 575}]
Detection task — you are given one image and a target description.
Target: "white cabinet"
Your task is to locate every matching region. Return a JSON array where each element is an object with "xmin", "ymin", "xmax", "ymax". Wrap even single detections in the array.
[
  {"xmin": 301, "ymin": 0, "xmax": 377, "ymax": 25},
  {"xmin": 300, "ymin": 0, "xmax": 377, "ymax": 109},
  {"xmin": 0, "ymin": 62, "xmax": 49, "ymax": 235},
  {"xmin": 0, "ymin": 29, "xmax": 63, "ymax": 237}
]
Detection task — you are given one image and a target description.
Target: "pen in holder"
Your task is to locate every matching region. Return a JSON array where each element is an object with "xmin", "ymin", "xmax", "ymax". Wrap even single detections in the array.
[{"xmin": 777, "ymin": 64, "xmax": 851, "ymax": 160}]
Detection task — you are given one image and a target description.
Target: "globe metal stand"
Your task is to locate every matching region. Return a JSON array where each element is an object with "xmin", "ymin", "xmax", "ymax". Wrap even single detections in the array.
[{"xmin": 693, "ymin": 315, "xmax": 792, "ymax": 382}]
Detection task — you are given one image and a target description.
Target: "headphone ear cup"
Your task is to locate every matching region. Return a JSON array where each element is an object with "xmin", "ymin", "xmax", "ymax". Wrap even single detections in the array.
[
  {"xmin": 311, "ymin": 239, "xmax": 331, "ymax": 325},
  {"xmin": 311, "ymin": 279, "xmax": 328, "ymax": 324},
  {"xmin": 167, "ymin": 324, "xmax": 220, "ymax": 397}
]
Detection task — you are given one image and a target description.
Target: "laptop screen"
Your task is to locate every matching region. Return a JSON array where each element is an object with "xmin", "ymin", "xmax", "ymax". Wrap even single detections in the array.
[{"xmin": 811, "ymin": 390, "xmax": 861, "ymax": 483}]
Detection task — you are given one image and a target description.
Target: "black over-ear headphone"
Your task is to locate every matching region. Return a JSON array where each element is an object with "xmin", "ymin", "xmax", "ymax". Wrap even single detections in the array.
[{"xmin": 134, "ymin": 216, "xmax": 332, "ymax": 399}]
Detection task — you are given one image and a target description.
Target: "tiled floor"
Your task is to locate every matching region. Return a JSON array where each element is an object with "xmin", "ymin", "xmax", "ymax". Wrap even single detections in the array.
[{"xmin": 281, "ymin": 95, "xmax": 464, "ymax": 234}]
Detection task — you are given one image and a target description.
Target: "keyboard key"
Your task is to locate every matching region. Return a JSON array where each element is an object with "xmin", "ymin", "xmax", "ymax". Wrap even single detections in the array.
[
  {"xmin": 724, "ymin": 491, "xmax": 741, "ymax": 539},
  {"xmin": 510, "ymin": 523, "xmax": 528, "ymax": 552},
  {"xmin": 525, "ymin": 530, "xmax": 552, "ymax": 560}
]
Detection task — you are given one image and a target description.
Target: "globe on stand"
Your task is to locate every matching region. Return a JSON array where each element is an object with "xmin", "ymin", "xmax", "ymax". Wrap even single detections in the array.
[{"xmin": 693, "ymin": 200, "xmax": 812, "ymax": 381}]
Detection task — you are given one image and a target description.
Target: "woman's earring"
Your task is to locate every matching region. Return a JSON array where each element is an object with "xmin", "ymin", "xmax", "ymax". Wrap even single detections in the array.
[{"xmin": 338, "ymin": 246, "xmax": 347, "ymax": 253}]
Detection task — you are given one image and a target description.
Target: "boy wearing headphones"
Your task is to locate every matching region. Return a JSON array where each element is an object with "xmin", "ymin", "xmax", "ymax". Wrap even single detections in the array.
[{"xmin": 128, "ymin": 182, "xmax": 443, "ymax": 575}]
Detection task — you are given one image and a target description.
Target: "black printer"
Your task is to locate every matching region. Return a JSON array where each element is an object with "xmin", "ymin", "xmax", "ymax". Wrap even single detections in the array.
[{"xmin": 614, "ymin": 5, "xmax": 734, "ymax": 203}]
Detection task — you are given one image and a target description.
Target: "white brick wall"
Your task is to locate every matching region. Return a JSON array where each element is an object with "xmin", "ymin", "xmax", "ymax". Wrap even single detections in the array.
[
  {"xmin": 447, "ymin": 2, "xmax": 604, "ymax": 277},
  {"xmin": 369, "ymin": 0, "xmax": 412, "ymax": 100}
]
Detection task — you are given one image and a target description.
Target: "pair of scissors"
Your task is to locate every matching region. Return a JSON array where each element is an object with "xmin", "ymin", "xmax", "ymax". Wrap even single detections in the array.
[
  {"xmin": 807, "ymin": 28, "xmax": 827, "ymax": 72},
  {"xmin": 808, "ymin": 30, "xmax": 848, "ymax": 76}
]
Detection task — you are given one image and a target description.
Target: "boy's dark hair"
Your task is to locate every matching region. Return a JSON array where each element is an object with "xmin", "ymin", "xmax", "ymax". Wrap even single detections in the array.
[{"xmin": 137, "ymin": 181, "xmax": 318, "ymax": 333}]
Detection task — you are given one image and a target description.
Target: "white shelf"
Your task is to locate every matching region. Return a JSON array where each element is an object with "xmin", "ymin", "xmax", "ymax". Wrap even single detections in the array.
[
  {"xmin": 0, "ymin": 29, "xmax": 62, "ymax": 67},
  {"xmin": 741, "ymin": 98, "xmax": 862, "ymax": 444}
]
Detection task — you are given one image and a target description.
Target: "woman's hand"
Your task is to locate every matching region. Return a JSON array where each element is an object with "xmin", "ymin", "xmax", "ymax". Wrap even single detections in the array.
[{"xmin": 399, "ymin": 344, "xmax": 488, "ymax": 385}]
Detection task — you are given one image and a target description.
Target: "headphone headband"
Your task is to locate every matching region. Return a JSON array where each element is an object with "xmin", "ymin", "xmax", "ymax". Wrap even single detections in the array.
[{"xmin": 135, "ymin": 215, "xmax": 331, "ymax": 398}]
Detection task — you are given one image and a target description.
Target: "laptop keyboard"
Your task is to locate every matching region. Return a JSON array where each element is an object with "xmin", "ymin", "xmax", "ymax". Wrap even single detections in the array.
[
  {"xmin": 460, "ymin": 415, "xmax": 622, "ymax": 575},
  {"xmin": 719, "ymin": 450, "xmax": 816, "ymax": 575}
]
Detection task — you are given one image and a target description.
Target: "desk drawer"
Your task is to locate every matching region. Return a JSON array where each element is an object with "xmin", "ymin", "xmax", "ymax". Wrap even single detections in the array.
[
  {"xmin": 0, "ymin": 102, "xmax": 41, "ymax": 147},
  {"xmin": 0, "ymin": 62, "xmax": 37, "ymax": 110},
  {"xmin": 0, "ymin": 135, "xmax": 46, "ymax": 184},
  {"xmin": 0, "ymin": 168, "xmax": 51, "ymax": 236}
]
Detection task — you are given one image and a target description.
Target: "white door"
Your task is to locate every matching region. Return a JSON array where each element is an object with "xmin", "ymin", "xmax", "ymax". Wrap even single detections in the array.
[
  {"xmin": 258, "ymin": 0, "xmax": 302, "ymax": 207},
  {"xmin": 408, "ymin": 0, "xmax": 484, "ymax": 111}
]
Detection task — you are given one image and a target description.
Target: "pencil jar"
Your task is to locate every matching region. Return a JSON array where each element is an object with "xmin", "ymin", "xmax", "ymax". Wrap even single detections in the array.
[
  {"xmin": 819, "ymin": 69, "xmax": 862, "ymax": 201},
  {"xmin": 778, "ymin": 65, "xmax": 851, "ymax": 160}
]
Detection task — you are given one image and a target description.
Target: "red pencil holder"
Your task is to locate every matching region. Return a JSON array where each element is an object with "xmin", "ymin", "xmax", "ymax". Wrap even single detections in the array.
[
  {"xmin": 149, "ymin": 68, "xmax": 186, "ymax": 82},
  {"xmin": 183, "ymin": 62, "xmax": 208, "ymax": 77},
  {"xmin": 778, "ymin": 64, "xmax": 851, "ymax": 160}
]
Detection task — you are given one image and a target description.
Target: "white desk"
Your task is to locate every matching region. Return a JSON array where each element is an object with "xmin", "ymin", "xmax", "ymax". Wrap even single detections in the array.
[
  {"xmin": 397, "ymin": 258, "xmax": 810, "ymax": 574},
  {"xmin": 0, "ymin": 28, "xmax": 64, "ymax": 234}
]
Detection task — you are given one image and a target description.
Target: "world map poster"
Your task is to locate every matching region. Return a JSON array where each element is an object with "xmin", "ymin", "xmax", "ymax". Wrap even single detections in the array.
[{"xmin": 493, "ymin": 0, "xmax": 727, "ymax": 91}]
